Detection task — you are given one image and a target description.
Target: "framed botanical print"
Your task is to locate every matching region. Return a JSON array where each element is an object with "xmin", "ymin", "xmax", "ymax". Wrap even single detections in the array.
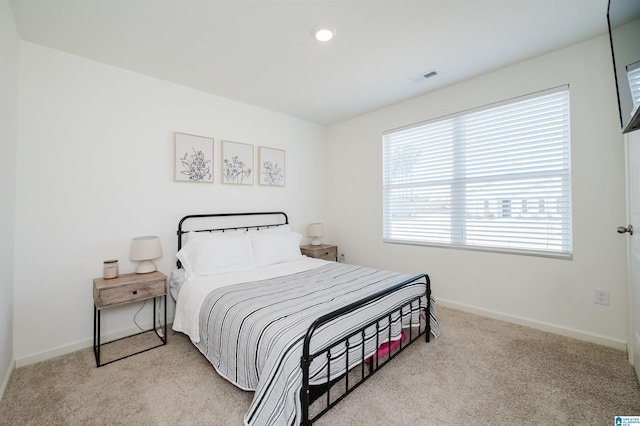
[
  {"xmin": 259, "ymin": 146, "xmax": 285, "ymax": 187},
  {"xmin": 174, "ymin": 132, "xmax": 214, "ymax": 183},
  {"xmin": 222, "ymin": 140, "xmax": 254, "ymax": 185}
]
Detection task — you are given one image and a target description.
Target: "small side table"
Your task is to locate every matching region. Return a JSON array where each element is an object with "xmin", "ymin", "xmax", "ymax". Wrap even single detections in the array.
[
  {"xmin": 93, "ymin": 271, "xmax": 167, "ymax": 367},
  {"xmin": 300, "ymin": 244, "xmax": 338, "ymax": 261}
]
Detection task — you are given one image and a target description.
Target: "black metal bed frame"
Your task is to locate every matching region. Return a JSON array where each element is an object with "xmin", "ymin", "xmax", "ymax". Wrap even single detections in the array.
[
  {"xmin": 300, "ymin": 275, "xmax": 430, "ymax": 424},
  {"xmin": 177, "ymin": 212, "xmax": 431, "ymax": 425}
]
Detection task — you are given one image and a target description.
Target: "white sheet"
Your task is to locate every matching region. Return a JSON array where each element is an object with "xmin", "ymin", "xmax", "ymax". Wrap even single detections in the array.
[{"xmin": 172, "ymin": 256, "xmax": 328, "ymax": 343}]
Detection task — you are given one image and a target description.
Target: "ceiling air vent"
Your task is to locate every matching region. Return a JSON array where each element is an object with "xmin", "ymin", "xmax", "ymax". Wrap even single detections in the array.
[{"xmin": 410, "ymin": 69, "xmax": 438, "ymax": 84}]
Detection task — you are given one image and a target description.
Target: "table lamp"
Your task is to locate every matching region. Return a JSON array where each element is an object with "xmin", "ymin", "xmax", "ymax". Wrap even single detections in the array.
[
  {"xmin": 130, "ymin": 236, "xmax": 163, "ymax": 273},
  {"xmin": 307, "ymin": 223, "xmax": 324, "ymax": 246}
]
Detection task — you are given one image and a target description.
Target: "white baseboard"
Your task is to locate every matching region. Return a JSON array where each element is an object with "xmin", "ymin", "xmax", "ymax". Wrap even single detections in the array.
[
  {"xmin": 1, "ymin": 358, "xmax": 15, "ymax": 402},
  {"xmin": 15, "ymin": 319, "xmax": 171, "ymax": 368},
  {"xmin": 437, "ymin": 298, "xmax": 627, "ymax": 351},
  {"xmin": 14, "ymin": 301, "xmax": 628, "ymax": 366}
]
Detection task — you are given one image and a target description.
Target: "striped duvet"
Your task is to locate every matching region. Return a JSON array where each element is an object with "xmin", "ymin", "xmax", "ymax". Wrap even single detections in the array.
[{"xmin": 191, "ymin": 262, "xmax": 439, "ymax": 426}]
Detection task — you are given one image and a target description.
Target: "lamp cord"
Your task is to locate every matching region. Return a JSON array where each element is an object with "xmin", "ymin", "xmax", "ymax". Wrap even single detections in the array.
[{"xmin": 133, "ymin": 300, "xmax": 147, "ymax": 332}]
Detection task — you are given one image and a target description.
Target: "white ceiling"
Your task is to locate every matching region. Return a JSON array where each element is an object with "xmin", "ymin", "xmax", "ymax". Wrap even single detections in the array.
[{"xmin": 9, "ymin": 0, "xmax": 609, "ymax": 126}]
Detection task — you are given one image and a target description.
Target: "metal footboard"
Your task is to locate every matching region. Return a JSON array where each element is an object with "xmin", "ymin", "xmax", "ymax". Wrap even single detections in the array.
[{"xmin": 300, "ymin": 274, "xmax": 431, "ymax": 425}]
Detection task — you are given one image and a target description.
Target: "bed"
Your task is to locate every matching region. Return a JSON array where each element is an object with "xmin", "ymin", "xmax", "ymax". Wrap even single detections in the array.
[{"xmin": 170, "ymin": 212, "xmax": 439, "ymax": 425}]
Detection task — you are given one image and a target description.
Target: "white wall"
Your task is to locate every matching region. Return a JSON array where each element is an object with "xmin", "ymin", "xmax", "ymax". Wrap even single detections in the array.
[
  {"xmin": 0, "ymin": 0, "xmax": 19, "ymax": 396},
  {"xmin": 14, "ymin": 42, "xmax": 328, "ymax": 365},
  {"xmin": 326, "ymin": 35, "xmax": 628, "ymax": 348},
  {"xmin": 9, "ymin": 24, "xmax": 631, "ymax": 366}
]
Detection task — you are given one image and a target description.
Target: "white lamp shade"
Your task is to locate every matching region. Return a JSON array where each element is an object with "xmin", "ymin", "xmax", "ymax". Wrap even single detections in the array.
[
  {"xmin": 307, "ymin": 223, "xmax": 324, "ymax": 246},
  {"xmin": 130, "ymin": 236, "xmax": 162, "ymax": 273}
]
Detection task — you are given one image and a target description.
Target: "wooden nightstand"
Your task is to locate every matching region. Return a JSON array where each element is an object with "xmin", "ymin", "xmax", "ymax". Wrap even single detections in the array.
[
  {"xmin": 300, "ymin": 244, "xmax": 338, "ymax": 261},
  {"xmin": 93, "ymin": 271, "xmax": 167, "ymax": 367}
]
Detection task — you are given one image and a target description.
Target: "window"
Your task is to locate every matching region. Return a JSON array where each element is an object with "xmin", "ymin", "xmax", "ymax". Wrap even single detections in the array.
[
  {"xmin": 382, "ymin": 85, "xmax": 572, "ymax": 258},
  {"xmin": 628, "ymin": 60, "xmax": 640, "ymax": 109}
]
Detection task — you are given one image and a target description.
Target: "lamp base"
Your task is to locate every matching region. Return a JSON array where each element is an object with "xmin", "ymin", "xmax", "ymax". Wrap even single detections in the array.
[
  {"xmin": 135, "ymin": 260, "xmax": 157, "ymax": 274},
  {"xmin": 310, "ymin": 236, "xmax": 322, "ymax": 246}
]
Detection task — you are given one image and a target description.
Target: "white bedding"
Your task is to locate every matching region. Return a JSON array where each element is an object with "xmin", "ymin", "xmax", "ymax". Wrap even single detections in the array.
[
  {"xmin": 186, "ymin": 261, "xmax": 434, "ymax": 426},
  {"xmin": 172, "ymin": 256, "xmax": 328, "ymax": 343}
]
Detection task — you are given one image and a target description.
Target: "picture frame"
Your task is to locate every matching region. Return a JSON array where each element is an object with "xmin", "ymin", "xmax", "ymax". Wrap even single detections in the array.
[
  {"xmin": 222, "ymin": 140, "xmax": 254, "ymax": 185},
  {"xmin": 174, "ymin": 132, "xmax": 214, "ymax": 183},
  {"xmin": 259, "ymin": 146, "xmax": 285, "ymax": 187}
]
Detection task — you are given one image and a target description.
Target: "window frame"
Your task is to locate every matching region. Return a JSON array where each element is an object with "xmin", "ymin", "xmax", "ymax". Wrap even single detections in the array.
[{"xmin": 382, "ymin": 85, "xmax": 572, "ymax": 259}]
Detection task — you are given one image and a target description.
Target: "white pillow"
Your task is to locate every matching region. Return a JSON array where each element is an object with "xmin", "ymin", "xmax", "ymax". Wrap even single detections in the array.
[
  {"xmin": 250, "ymin": 232, "xmax": 303, "ymax": 267},
  {"xmin": 177, "ymin": 233, "xmax": 256, "ymax": 280}
]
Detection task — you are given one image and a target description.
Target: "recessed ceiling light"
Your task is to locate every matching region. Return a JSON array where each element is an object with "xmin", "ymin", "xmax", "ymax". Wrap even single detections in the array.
[{"xmin": 312, "ymin": 25, "xmax": 336, "ymax": 42}]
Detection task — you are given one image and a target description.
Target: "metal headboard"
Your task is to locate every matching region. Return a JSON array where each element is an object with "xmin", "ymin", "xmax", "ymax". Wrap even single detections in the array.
[{"xmin": 176, "ymin": 212, "xmax": 289, "ymax": 268}]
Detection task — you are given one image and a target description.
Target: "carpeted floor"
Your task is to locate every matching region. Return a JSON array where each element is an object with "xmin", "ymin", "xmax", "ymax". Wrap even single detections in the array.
[{"xmin": 1, "ymin": 306, "xmax": 639, "ymax": 425}]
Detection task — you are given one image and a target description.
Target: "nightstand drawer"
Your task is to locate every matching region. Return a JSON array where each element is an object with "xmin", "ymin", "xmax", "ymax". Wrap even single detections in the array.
[
  {"xmin": 315, "ymin": 246, "xmax": 337, "ymax": 261},
  {"xmin": 97, "ymin": 280, "xmax": 164, "ymax": 307},
  {"xmin": 300, "ymin": 244, "xmax": 338, "ymax": 261},
  {"xmin": 93, "ymin": 271, "xmax": 166, "ymax": 309}
]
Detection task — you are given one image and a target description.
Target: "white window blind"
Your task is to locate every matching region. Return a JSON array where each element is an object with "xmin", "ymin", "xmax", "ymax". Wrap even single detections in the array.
[
  {"xmin": 383, "ymin": 85, "xmax": 572, "ymax": 258},
  {"xmin": 628, "ymin": 60, "xmax": 640, "ymax": 109}
]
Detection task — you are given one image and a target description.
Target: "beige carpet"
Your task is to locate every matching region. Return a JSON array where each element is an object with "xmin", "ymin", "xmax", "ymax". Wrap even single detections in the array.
[{"xmin": 1, "ymin": 306, "xmax": 639, "ymax": 425}]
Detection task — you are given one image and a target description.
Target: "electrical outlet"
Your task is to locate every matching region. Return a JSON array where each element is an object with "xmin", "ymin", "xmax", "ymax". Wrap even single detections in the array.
[{"xmin": 594, "ymin": 288, "xmax": 610, "ymax": 306}]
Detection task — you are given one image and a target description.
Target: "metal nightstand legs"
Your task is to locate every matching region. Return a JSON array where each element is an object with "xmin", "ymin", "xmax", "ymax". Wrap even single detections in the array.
[{"xmin": 93, "ymin": 296, "xmax": 167, "ymax": 367}]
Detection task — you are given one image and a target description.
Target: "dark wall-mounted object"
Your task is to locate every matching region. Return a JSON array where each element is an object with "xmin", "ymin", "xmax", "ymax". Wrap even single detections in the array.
[{"xmin": 608, "ymin": 0, "xmax": 640, "ymax": 133}]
